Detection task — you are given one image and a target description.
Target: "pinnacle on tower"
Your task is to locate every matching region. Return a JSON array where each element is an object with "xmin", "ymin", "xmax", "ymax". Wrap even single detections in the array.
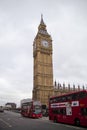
[
  {"xmin": 38, "ymin": 15, "xmax": 50, "ymax": 36},
  {"xmin": 40, "ymin": 14, "xmax": 45, "ymax": 25}
]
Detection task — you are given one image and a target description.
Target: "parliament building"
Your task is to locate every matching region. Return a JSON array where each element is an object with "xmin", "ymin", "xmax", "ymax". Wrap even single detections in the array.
[{"xmin": 32, "ymin": 16, "xmax": 85, "ymax": 107}]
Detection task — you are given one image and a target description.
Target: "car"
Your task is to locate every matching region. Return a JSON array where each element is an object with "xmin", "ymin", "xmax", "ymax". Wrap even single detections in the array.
[{"xmin": 0, "ymin": 106, "xmax": 4, "ymax": 112}]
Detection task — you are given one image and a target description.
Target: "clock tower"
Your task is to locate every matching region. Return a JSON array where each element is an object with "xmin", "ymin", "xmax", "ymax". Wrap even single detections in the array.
[{"xmin": 32, "ymin": 15, "xmax": 54, "ymax": 106}]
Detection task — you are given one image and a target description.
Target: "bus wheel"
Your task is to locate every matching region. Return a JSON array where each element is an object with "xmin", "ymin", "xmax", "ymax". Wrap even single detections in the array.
[
  {"xmin": 75, "ymin": 119, "xmax": 80, "ymax": 126},
  {"xmin": 54, "ymin": 117, "xmax": 57, "ymax": 123}
]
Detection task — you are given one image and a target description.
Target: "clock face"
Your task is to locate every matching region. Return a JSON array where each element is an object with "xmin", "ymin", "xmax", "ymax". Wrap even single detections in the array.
[{"xmin": 41, "ymin": 40, "xmax": 49, "ymax": 47}]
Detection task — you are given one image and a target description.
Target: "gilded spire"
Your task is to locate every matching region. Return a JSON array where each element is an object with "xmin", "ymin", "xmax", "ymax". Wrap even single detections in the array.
[{"xmin": 40, "ymin": 14, "xmax": 45, "ymax": 25}]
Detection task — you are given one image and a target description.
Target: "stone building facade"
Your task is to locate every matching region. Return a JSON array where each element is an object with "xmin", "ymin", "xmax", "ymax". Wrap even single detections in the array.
[{"xmin": 54, "ymin": 81, "xmax": 85, "ymax": 96}]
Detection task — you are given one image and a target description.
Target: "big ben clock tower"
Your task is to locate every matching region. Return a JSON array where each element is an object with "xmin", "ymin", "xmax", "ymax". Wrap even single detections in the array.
[{"xmin": 32, "ymin": 15, "xmax": 54, "ymax": 106}]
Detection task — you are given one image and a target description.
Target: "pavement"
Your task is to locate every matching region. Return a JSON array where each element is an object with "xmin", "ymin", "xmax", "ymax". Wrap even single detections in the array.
[{"xmin": 41, "ymin": 116, "xmax": 49, "ymax": 120}]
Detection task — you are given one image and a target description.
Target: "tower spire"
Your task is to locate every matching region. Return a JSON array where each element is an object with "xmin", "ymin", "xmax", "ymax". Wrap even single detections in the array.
[
  {"xmin": 37, "ymin": 15, "xmax": 50, "ymax": 36},
  {"xmin": 41, "ymin": 14, "xmax": 43, "ymax": 20},
  {"xmin": 40, "ymin": 14, "xmax": 45, "ymax": 25}
]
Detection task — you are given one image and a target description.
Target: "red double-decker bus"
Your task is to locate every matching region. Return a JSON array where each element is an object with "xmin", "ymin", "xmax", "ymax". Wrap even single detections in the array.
[
  {"xmin": 49, "ymin": 90, "xmax": 87, "ymax": 127},
  {"xmin": 21, "ymin": 99, "xmax": 42, "ymax": 118}
]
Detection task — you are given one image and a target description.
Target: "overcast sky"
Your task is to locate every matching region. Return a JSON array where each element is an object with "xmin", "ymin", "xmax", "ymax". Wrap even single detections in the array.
[{"xmin": 0, "ymin": 0, "xmax": 87, "ymax": 107}]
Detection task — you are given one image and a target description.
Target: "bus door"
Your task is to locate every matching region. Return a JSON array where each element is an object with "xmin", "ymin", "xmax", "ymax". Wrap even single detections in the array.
[
  {"xmin": 65, "ymin": 103, "xmax": 73, "ymax": 123},
  {"xmin": 58, "ymin": 102, "xmax": 72, "ymax": 123}
]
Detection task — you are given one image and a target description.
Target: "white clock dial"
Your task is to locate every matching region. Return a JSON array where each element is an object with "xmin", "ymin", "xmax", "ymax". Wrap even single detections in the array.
[{"xmin": 41, "ymin": 40, "xmax": 49, "ymax": 47}]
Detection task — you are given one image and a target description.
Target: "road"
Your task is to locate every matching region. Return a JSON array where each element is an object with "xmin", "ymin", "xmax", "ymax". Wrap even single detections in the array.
[{"xmin": 0, "ymin": 111, "xmax": 86, "ymax": 130}]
